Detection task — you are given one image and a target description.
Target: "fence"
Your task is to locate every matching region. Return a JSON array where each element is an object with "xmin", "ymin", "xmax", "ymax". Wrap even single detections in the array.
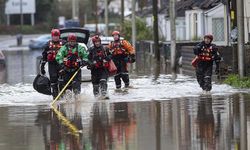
[{"xmin": 136, "ymin": 40, "xmax": 250, "ymax": 77}]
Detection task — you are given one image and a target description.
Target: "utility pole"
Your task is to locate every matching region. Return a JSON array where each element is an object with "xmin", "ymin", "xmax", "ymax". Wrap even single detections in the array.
[
  {"xmin": 132, "ymin": 0, "xmax": 136, "ymax": 48},
  {"xmin": 72, "ymin": 0, "xmax": 79, "ymax": 19},
  {"xmin": 95, "ymin": 0, "xmax": 99, "ymax": 33},
  {"xmin": 153, "ymin": 0, "xmax": 160, "ymax": 61},
  {"xmin": 236, "ymin": 0, "xmax": 245, "ymax": 77},
  {"xmin": 76, "ymin": 0, "xmax": 79, "ymax": 19},
  {"xmin": 105, "ymin": 0, "xmax": 108, "ymax": 36},
  {"xmin": 240, "ymin": 94, "xmax": 247, "ymax": 150},
  {"xmin": 170, "ymin": 0, "xmax": 176, "ymax": 79},
  {"xmin": 20, "ymin": 0, "xmax": 23, "ymax": 31},
  {"xmin": 121, "ymin": 0, "xmax": 124, "ymax": 30},
  {"xmin": 72, "ymin": 0, "xmax": 75, "ymax": 19}
]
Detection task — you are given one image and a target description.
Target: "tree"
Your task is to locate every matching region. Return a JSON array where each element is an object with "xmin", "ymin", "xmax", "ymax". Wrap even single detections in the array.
[
  {"xmin": 122, "ymin": 18, "xmax": 153, "ymax": 41},
  {"xmin": 0, "ymin": 0, "xmax": 6, "ymax": 25},
  {"xmin": 35, "ymin": 0, "xmax": 56, "ymax": 25}
]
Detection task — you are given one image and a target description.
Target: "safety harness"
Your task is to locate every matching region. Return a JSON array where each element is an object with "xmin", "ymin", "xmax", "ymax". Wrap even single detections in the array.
[
  {"xmin": 110, "ymin": 40, "xmax": 128, "ymax": 56},
  {"xmin": 63, "ymin": 44, "xmax": 80, "ymax": 69},
  {"xmin": 199, "ymin": 45, "xmax": 213, "ymax": 61},
  {"xmin": 47, "ymin": 40, "xmax": 63, "ymax": 62},
  {"xmin": 92, "ymin": 46, "xmax": 109, "ymax": 68}
]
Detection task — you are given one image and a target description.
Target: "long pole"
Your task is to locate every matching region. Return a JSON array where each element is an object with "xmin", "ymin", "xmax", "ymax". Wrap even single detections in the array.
[
  {"xmin": 132, "ymin": 0, "xmax": 136, "ymax": 47},
  {"xmin": 153, "ymin": 0, "xmax": 160, "ymax": 61},
  {"xmin": 236, "ymin": 0, "xmax": 245, "ymax": 77},
  {"xmin": 170, "ymin": 0, "xmax": 176, "ymax": 79},
  {"xmin": 105, "ymin": 0, "xmax": 108, "ymax": 36}
]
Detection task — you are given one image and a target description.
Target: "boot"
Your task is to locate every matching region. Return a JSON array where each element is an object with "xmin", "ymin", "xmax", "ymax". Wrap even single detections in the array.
[
  {"xmin": 100, "ymin": 79, "xmax": 108, "ymax": 98},
  {"xmin": 51, "ymin": 83, "xmax": 59, "ymax": 99},
  {"xmin": 93, "ymin": 84, "xmax": 100, "ymax": 97}
]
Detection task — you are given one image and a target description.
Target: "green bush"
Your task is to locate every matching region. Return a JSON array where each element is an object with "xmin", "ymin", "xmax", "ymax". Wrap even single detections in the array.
[
  {"xmin": 122, "ymin": 18, "xmax": 153, "ymax": 41},
  {"xmin": 0, "ymin": 24, "xmax": 50, "ymax": 35},
  {"xmin": 224, "ymin": 74, "xmax": 250, "ymax": 88}
]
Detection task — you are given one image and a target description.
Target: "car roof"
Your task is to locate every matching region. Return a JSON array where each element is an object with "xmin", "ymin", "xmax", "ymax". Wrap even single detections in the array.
[{"xmin": 35, "ymin": 34, "xmax": 51, "ymax": 40}]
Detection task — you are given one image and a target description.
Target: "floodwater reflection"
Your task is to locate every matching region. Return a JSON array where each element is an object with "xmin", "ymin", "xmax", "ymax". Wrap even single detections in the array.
[{"xmin": 0, "ymin": 93, "xmax": 244, "ymax": 150}]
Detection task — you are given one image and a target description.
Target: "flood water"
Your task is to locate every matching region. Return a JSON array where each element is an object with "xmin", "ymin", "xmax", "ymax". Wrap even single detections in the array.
[{"xmin": 0, "ymin": 50, "xmax": 250, "ymax": 150}]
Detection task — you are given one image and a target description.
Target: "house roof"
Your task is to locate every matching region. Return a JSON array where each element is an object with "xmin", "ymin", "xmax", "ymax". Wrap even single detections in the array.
[{"xmin": 132, "ymin": 0, "xmax": 224, "ymax": 18}]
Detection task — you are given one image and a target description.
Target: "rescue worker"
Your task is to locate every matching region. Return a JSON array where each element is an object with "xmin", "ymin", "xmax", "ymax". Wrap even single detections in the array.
[
  {"xmin": 88, "ymin": 35, "xmax": 111, "ymax": 98},
  {"xmin": 56, "ymin": 33, "xmax": 88, "ymax": 95},
  {"xmin": 40, "ymin": 29, "xmax": 65, "ymax": 99},
  {"xmin": 192, "ymin": 34, "xmax": 221, "ymax": 93},
  {"xmin": 108, "ymin": 31, "xmax": 135, "ymax": 90}
]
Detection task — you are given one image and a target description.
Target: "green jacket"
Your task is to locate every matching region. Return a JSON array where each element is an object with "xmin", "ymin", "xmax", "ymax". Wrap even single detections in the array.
[{"xmin": 56, "ymin": 43, "xmax": 88, "ymax": 64}]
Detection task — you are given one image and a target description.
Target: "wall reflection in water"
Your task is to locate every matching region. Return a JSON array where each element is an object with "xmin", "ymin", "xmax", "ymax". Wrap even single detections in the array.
[{"xmin": 0, "ymin": 50, "xmax": 41, "ymax": 84}]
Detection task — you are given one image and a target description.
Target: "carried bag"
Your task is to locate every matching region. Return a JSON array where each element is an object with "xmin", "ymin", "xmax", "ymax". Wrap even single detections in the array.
[
  {"xmin": 33, "ymin": 74, "xmax": 52, "ymax": 95},
  {"xmin": 108, "ymin": 60, "xmax": 117, "ymax": 76},
  {"xmin": 191, "ymin": 56, "xmax": 199, "ymax": 68}
]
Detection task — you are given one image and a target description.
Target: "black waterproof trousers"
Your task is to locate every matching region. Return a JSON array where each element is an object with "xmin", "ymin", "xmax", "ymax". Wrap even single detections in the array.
[
  {"xmin": 196, "ymin": 61, "xmax": 213, "ymax": 91},
  {"xmin": 91, "ymin": 68, "xmax": 109, "ymax": 96},
  {"xmin": 113, "ymin": 59, "xmax": 129, "ymax": 89},
  {"xmin": 48, "ymin": 61, "xmax": 60, "ymax": 98},
  {"xmin": 59, "ymin": 69, "xmax": 82, "ymax": 95}
]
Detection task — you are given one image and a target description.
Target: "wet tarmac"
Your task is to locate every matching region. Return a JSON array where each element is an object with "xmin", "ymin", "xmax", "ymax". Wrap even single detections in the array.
[{"xmin": 0, "ymin": 50, "xmax": 250, "ymax": 150}]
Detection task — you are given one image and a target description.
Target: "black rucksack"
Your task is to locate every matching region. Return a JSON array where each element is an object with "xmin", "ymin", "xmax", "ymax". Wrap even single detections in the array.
[{"xmin": 33, "ymin": 74, "xmax": 52, "ymax": 95}]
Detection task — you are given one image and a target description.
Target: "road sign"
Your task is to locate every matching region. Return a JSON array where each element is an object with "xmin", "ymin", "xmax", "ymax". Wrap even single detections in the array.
[{"xmin": 5, "ymin": 0, "xmax": 36, "ymax": 15}]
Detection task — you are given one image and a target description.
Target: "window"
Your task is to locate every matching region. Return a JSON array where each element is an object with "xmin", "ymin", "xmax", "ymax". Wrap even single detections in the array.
[{"xmin": 212, "ymin": 18, "xmax": 225, "ymax": 41}]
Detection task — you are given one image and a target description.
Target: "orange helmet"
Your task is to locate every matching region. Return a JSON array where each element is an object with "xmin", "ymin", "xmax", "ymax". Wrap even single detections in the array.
[
  {"xmin": 112, "ymin": 31, "xmax": 120, "ymax": 36},
  {"xmin": 67, "ymin": 33, "xmax": 77, "ymax": 42},
  {"xmin": 92, "ymin": 35, "xmax": 101, "ymax": 43},
  {"xmin": 51, "ymin": 29, "xmax": 60, "ymax": 37},
  {"xmin": 204, "ymin": 34, "xmax": 213, "ymax": 41}
]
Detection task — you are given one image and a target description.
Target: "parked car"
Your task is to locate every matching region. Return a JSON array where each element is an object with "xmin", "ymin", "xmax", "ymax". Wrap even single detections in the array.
[
  {"xmin": 59, "ymin": 28, "xmax": 91, "ymax": 81},
  {"xmin": 64, "ymin": 19, "xmax": 81, "ymax": 28},
  {"xmin": 29, "ymin": 34, "xmax": 51, "ymax": 50}
]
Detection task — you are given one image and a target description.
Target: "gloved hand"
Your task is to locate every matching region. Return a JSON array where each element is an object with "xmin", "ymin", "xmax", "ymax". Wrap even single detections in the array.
[
  {"xmin": 87, "ymin": 65, "xmax": 92, "ymax": 70},
  {"xmin": 105, "ymin": 55, "xmax": 112, "ymax": 61},
  {"xmin": 124, "ymin": 57, "xmax": 129, "ymax": 63},
  {"xmin": 215, "ymin": 66, "xmax": 219, "ymax": 75},
  {"xmin": 40, "ymin": 63, "xmax": 46, "ymax": 75},
  {"xmin": 41, "ymin": 69, "xmax": 46, "ymax": 75},
  {"xmin": 78, "ymin": 60, "xmax": 88, "ymax": 67},
  {"xmin": 59, "ymin": 64, "xmax": 65, "ymax": 75},
  {"xmin": 130, "ymin": 54, "xmax": 136, "ymax": 63}
]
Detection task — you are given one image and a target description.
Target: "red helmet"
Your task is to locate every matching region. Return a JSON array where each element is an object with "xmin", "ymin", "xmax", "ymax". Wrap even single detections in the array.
[
  {"xmin": 204, "ymin": 34, "xmax": 213, "ymax": 41},
  {"xmin": 51, "ymin": 29, "xmax": 60, "ymax": 37},
  {"xmin": 92, "ymin": 35, "xmax": 101, "ymax": 43},
  {"xmin": 67, "ymin": 33, "xmax": 77, "ymax": 42},
  {"xmin": 112, "ymin": 31, "xmax": 120, "ymax": 36}
]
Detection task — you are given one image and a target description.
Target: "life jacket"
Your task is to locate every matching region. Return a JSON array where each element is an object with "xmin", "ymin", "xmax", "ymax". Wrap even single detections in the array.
[
  {"xmin": 47, "ymin": 40, "xmax": 63, "ymax": 62},
  {"xmin": 92, "ymin": 47, "xmax": 109, "ymax": 68},
  {"xmin": 63, "ymin": 44, "xmax": 80, "ymax": 69},
  {"xmin": 198, "ymin": 45, "xmax": 213, "ymax": 61},
  {"xmin": 110, "ymin": 40, "xmax": 128, "ymax": 56}
]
